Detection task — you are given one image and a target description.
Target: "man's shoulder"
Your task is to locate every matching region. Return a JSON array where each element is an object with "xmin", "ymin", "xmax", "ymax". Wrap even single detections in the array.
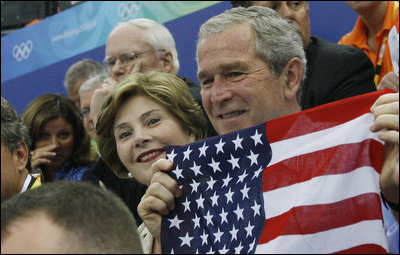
[{"xmin": 309, "ymin": 36, "xmax": 366, "ymax": 59}]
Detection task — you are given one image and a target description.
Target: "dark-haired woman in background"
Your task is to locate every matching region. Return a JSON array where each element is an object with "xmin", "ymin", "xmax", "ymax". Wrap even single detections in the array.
[{"xmin": 22, "ymin": 94, "xmax": 98, "ymax": 182}]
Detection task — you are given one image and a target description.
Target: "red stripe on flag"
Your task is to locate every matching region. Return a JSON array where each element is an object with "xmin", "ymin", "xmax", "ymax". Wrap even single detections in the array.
[
  {"xmin": 262, "ymin": 139, "xmax": 383, "ymax": 192},
  {"xmin": 333, "ymin": 244, "xmax": 388, "ymax": 254},
  {"xmin": 266, "ymin": 90, "xmax": 392, "ymax": 143},
  {"xmin": 258, "ymin": 193, "xmax": 383, "ymax": 244}
]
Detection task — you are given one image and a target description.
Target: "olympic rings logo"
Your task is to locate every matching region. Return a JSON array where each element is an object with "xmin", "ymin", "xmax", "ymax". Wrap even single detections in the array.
[
  {"xmin": 118, "ymin": 2, "xmax": 142, "ymax": 21},
  {"xmin": 13, "ymin": 40, "xmax": 33, "ymax": 62}
]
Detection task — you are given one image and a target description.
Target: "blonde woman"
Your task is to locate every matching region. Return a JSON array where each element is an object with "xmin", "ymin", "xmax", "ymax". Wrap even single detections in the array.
[{"xmin": 96, "ymin": 71, "xmax": 207, "ymax": 252}]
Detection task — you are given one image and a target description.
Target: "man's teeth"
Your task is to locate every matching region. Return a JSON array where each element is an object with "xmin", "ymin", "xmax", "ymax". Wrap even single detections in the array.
[
  {"xmin": 140, "ymin": 151, "xmax": 160, "ymax": 162},
  {"xmin": 221, "ymin": 111, "xmax": 243, "ymax": 119}
]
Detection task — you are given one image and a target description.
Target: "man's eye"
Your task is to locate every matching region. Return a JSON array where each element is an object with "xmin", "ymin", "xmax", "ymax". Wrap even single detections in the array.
[
  {"xmin": 107, "ymin": 58, "xmax": 116, "ymax": 66},
  {"xmin": 228, "ymin": 72, "xmax": 245, "ymax": 81},
  {"xmin": 201, "ymin": 78, "xmax": 214, "ymax": 87},
  {"xmin": 289, "ymin": 1, "xmax": 302, "ymax": 9},
  {"xmin": 229, "ymin": 72, "xmax": 244, "ymax": 77},
  {"xmin": 121, "ymin": 53, "xmax": 137, "ymax": 63},
  {"xmin": 80, "ymin": 108, "xmax": 90, "ymax": 117},
  {"xmin": 270, "ymin": 3, "xmax": 280, "ymax": 10}
]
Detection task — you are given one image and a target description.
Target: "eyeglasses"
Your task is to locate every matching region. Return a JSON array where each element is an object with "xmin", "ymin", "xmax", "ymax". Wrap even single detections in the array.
[
  {"xmin": 80, "ymin": 107, "xmax": 90, "ymax": 119},
  {"xmin": 103, "ymin": 50, "xmax": 163, "ymax": 70}
]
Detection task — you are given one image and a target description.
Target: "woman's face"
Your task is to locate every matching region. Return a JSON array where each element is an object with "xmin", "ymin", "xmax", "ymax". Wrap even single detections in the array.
[
  {"xmin": 113, "ymin": 95, "xmax": 196, "ymax": 185},
  {"xmin": 34, "ymin": 117, "xmax": 74, "ymax": 170}
]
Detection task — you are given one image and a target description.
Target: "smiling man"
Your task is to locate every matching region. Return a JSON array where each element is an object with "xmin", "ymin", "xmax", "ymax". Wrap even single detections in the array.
[
  {"xmin": 196, "ymin": 8, "xmax": 305, "ymax": 134},
  {"xmin": 231, "ymin": 1, "xmax": 377, "ymax": 110}
]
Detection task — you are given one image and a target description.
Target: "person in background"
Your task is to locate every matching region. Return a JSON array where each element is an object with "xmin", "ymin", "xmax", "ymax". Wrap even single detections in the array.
[
  {"xmin": 96, "ymin": 71, "xmax": 207, "ymax": 253},
  {"xmin": 63, "ymin": 59, "xmax": 104, "ymax": 108},
  {"xmin": 231, "ymin": 1, "xmax": 377, "ymax": 110},
  {"xmin": 91, "ymin": 18, "xmax": 217, "ymax": 137},
  {"xmin": 339, "ymin": 1, "xmax": 399, "ymax": 85},
  {"xmin": 79, "ymin": 73, "xmax": 148, "ymax": 226},
  {"xmin": 137, "ymin": 6, "xmax": 399, "ymax": 253},
  {"xmin": 1, "ymin": 181, "xmax": 143, "ymax": 254},
  {"xmin": 21, "ymin": 94, "xmax": 98, "ymax": 182},
  {"xmin": 79, "ymin": 72, "xmax": 109, "ymax": 142},
  {"xmin": 1, "ymin": 97, "xmax": 40, "ymax": 203}
]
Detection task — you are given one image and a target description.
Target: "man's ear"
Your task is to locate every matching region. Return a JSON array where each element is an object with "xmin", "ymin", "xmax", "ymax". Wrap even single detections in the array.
[
  {"xmin": 160, "ymin": 51, "xmax": 174, "ymax": 74},
  {"xmin": 14, "ymin": 141, "xmax": 29, "ymax": 173},
  {"xmin": 283, "ymin": 58, "xmax": 303, "ymax": 101}
]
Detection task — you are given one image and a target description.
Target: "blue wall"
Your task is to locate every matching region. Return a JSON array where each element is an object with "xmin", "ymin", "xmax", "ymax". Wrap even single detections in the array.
[{"xmin": 1, "ymin": 1, "xmax": 358, "ymax": 114}]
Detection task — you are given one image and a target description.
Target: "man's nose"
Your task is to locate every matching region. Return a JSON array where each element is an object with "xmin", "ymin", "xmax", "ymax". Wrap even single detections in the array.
[
  {"xmin": 110, "ymin": 59, "xmax": 127, "ymax": 80},
  {"xmin": 210, "ymin": 76, "xmax": 233, "ymax": 104},
  {"xmin": 279, "ymin": 3, "xmax": 295, "ymax": 19}
]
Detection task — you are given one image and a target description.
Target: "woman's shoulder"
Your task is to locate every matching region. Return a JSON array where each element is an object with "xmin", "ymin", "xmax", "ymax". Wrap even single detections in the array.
[{"xmin": 55, "ymin": 162, "xmax": 96, "ymax": 182}]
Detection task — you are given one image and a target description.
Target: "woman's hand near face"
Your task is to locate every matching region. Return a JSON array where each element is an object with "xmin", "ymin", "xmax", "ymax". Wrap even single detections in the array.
[
  {"xmin": 137, "ymin": 158, "xmax": 182, "ymax": 238},
  {"xmin": 30, "ymin": 144, "xmax": 57, "ymax": 169}
]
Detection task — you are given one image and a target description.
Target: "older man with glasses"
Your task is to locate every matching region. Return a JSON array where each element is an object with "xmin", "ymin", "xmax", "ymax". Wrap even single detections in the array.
[{"xmin": 91, "ymin": 18, "xmax": 217, "ymax": 137}]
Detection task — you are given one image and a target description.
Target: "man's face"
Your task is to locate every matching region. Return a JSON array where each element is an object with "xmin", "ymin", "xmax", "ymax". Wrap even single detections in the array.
[
  {"xmin": 67, "ymin": 78, "xmax": 86, "ymax": 109},
  {"xmin": 1, "ymin": 140, "xmax": 28, "ymax": 203},
  {"xmin": 105, "ymin": 23, "xmax": 165, "ymax": 82},
  {"xmin": 80, "ymin": 89, "xmax": 98, "ymax": 140},
  {"xmin": 1, "ymin": 142, "xmax": 20, "ymax": 202},
  {"xmin": 197, "ymin": 23, "xmax": 290, "ymax": 135},
  {"xmin": 1, "ymin": 212, "xmax": 66, "ymax": 253},
  {"xmin": 251, "ymin": 1, "xmax": 311, "ymax": 48}
]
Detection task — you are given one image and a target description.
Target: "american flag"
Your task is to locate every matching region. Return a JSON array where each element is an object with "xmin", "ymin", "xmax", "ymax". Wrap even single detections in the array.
[{"xmin": 161, "ymin": 90, "xmax": 390, "ymax": 254}]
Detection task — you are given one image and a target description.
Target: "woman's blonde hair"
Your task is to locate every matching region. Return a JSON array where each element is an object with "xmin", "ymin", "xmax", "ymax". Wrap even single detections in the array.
[{"xmin": 97, "ymin": 71, "xmax": 207, "ymax": 178}]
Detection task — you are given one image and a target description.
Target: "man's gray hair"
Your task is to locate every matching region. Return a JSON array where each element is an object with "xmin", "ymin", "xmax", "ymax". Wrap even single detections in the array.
[
  {"xmin": 79, "ymin": 72, "xmax": 109, "ymax": 95},
  {"xmin": 116, "ymin": 18, "xmax": 180, "ymax": 74},
  {"xmin": 1, "ymin": 97, "xmax": 32, "ymax": 173},
  {"xmin": 1, "ymin": 97, "xmax": 31, "ymax": 153},
  {"xmin": 63, "ymin": 59, "xmax": 104, "ymax": 92},
  {"xmin": 197, "ymin": 6, "xmax": 307, "ymax": 81}
]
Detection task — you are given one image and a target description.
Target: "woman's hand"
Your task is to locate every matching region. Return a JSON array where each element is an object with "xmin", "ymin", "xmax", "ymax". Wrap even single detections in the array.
[
  {"xmin": 30, "ymin": 144, "xmax": 57, "ymax": 169},
  {"xmin": 137, "ymin": 159, "xmax": 182, "ymax": 238}
]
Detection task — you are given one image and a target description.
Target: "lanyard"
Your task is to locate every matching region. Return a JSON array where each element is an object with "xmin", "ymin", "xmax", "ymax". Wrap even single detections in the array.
[{"xmin": 374, "ymin": 36, "xmax": 388, "ymax": 85}]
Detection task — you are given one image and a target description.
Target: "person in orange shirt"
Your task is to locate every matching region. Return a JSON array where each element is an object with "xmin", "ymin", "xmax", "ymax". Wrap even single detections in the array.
[{"xmin": 339, "ymin": 1, "xmax": 399, "ymax": 85}]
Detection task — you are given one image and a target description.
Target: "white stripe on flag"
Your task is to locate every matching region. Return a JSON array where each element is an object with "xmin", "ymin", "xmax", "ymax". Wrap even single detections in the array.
[
  {"xmin": 269, "ymin": 113, "xmax": 383, "ymax": 166},
  {"xmin": 255, "ymin": 220, "xmax": 388, "ymax": 254},
  {"xmin": 263, "ymin": 166, "xmax": 380, "ymax": 219}
]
